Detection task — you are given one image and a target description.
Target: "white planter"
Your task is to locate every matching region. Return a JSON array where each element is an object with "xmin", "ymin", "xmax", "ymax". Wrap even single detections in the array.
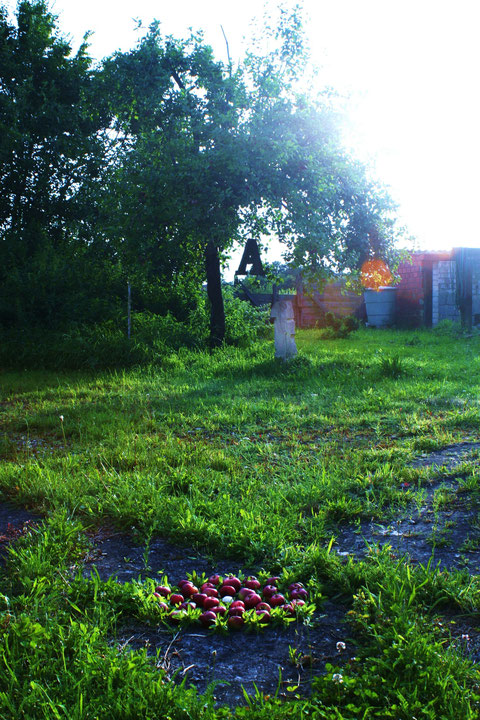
[{"xmin": 364, "ymin": 287, "xmax": 397, "ymax": 327}]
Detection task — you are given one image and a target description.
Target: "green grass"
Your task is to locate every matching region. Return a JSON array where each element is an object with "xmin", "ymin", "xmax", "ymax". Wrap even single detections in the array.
[{"xmin": 1, "ymin": 328, "xmax": 480, "ymax": 718}]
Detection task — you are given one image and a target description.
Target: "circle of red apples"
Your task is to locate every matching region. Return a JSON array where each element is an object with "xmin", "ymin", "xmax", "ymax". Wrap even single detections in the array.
[{"xmin": 152, "ymin": 574, "xmax": 312, "ymax": 630}]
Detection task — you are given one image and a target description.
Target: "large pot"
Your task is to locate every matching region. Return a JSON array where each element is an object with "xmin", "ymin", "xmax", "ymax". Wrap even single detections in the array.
[{"xmin": 364, "ymin": 287, "xmax": 397, "ymax": 327}]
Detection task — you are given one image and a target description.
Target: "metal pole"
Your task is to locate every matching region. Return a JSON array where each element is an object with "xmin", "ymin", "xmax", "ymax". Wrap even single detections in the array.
[{"xmin": 127, "ymin": 281, "xmax": 131, "ymax": 339}]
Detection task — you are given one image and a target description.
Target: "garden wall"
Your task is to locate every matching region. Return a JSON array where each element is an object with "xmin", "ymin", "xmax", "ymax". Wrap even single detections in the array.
[{"xmin": 237, "ymin": 282, "xmax": 365, "ymax": 329}]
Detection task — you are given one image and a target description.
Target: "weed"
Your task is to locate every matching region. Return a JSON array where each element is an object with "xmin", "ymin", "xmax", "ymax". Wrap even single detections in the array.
[{"xmin": 377, "ymin": 352, "xmax": 405, "ymax": 378}]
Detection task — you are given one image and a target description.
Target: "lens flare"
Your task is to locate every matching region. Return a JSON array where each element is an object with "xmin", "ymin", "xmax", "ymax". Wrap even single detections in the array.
[{"xmin": 360, "ymin": 259, "xmax": 392, "ymax": 290}]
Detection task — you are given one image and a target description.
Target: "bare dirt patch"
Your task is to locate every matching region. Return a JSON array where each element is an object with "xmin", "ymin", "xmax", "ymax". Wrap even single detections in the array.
[
  {"xmin": 334, "ymin": 442, "xmax": 480, "ymax": 572},
  {"xmin": 114, "ymin": 603, "xmax": 350, "ymax": 706},
  {"xmin": 0, "ymin": 500, "xmax": 40, "ymax": 561},
  {"xmin": 83, "ymin": 528, "xmax": 352, "ymax": 706}
]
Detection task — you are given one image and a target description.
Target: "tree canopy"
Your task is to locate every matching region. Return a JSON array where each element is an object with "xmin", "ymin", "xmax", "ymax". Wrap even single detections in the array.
[
  {"xmin": 100, "ymin": 10, "xmax": 403, "ymax": 345},
  {"xmin": 0, "ymin": 0, "xmax": 405, "ymax": 348}
]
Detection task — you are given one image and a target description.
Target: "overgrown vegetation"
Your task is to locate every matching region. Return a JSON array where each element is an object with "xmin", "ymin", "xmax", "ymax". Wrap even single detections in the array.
[
  {"xmin": 0, "ymin": 291, "xmax": 271, "ymax": 369},
  {"xmin": 2, "ymin": 328, "xmax": 480, "ymax": 717}
]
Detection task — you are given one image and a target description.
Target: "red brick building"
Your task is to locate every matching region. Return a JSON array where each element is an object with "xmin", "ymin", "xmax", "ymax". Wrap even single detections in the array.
[{"xmin": 396, "ymin": 249, "xmax": 480, "ymax": 327}]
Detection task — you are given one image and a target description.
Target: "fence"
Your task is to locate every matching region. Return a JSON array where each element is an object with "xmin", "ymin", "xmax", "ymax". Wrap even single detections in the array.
[{"xmin": 236, "ymin": 281, "xmax": 365, "ymax": 329}]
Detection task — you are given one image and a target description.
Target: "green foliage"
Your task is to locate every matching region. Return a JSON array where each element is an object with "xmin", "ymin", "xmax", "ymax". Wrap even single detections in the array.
[
  {"xmin": 0, "ymin": 2, "xmax": 405, "ymax": 347},
  {"xmin": 0, "ymin": 291, "xmax": 271, "ymax": 368},
  {"xmin": 222, "ymin": 288, "xmax": 271, "ymax": 347},
  {"xmin": 0, "ymin": 1, "xmax": 112, "ymax": 330},
  {"xmin": 432, "ymin": 319, "xmax": 463, "ymax": 336},
  {"xmin": 318, "ymin": 312, "xmax": 360, "ymax": 339}
]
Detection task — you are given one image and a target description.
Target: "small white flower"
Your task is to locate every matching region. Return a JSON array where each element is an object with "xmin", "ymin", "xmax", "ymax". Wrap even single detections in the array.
[
  {"xmin": 59, "ymin": 415, "xmax": 64, "ymax": 422},
  {"xmin": 332, "ymin": 673, "xmax": 343, "ymax": 684},
  {"xmin": 336, "ymin": 641, "xmax": 346, "ymax": 652}
]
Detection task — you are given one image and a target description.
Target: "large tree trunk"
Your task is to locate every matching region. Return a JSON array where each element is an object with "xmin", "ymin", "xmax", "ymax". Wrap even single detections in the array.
[{"xmin": 205, "ymin": 239, "xmax": 225, "ymax": 348}]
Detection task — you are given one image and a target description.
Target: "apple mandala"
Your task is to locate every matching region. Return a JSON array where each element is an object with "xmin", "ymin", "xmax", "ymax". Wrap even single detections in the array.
[{"xmin": 152, "ymin": 573, "xmax": 315, "ymax": 630}]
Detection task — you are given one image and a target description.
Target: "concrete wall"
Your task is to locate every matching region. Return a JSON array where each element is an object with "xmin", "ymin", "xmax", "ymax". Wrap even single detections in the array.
[
  {"xmin": 473, "ymin": 265, "xmax": 480, "ymax": 322},
  {"xmin": 432, "ymin": 260, "xmax": 460, "ymax": 325}
]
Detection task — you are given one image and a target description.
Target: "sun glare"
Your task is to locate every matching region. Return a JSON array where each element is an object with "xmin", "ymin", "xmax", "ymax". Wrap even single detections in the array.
[{"xmin": 360, "ymin": 259, "xmax": 392, "ymax": 290}]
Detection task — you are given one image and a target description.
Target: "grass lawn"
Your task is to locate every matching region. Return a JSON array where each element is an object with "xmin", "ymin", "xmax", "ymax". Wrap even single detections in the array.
[{"xmin": 1, "ymin": 327, "xmax": 480, "ymax": 718}]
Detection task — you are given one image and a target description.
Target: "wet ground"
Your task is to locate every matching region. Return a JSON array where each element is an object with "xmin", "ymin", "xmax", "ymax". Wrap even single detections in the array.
[{"xmin": 0, "ymin": 501, "xmax": 40, "ymax": 562}]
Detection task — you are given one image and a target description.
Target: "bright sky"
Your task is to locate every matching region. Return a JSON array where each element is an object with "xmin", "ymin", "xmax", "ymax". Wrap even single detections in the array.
[{"xmin": 6, "ymin": 0, "xmax": 480, "ymax": 266}]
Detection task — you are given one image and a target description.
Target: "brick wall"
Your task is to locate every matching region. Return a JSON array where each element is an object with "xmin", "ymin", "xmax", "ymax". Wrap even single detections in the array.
[
  {"xmin": 294, "ymin": 283, "xmax": 364, "ymax": 328},
  {"xmin": 395, "ymin": 254, "xmax": 427, "ymax": 327}
]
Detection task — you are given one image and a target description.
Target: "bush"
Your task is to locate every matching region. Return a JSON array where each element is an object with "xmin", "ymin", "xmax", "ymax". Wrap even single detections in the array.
[
  {"xmin": 0, "ymin": 289, "xmax": 272, "ymax": 369},
  {"xmin": 432, "ymin": 319, "xmax": 463, "ymax": 336},
  {"xmin": 318, "ymin": 312, "xmax": 360, "ymax": 339},
  {"xmin": 222, "ymin": 287, "xmax": 271, "ymax": 347}
]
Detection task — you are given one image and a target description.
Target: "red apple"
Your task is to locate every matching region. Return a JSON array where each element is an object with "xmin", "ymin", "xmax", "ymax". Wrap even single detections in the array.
[
  {"xmin": 230, "ymin": 600, "xmax": 245, "ymax": 610},
  {"xmin": 256, "ymin": 602, "xmax": 271, "ymax": 612},
  {"xmin": 262, "ymin": 585, "xmax": 277, "ymax": 598},
  {"xmin": 201, "ymin": 582, "xmax": 215, "ymax": 592},
  {"xmin": 244, "ymin": 593, "xmax": 262, "ymax": 609},
  {"xmin": 280, "ymin": 603, "xmax": 295, "ymax": 616},
  {"xmin": 178, "ymin": 579, "xmax": 191, "ymax": 589},
  {"xmin": 225, "ymin": 576, "xmax": 242, "ymax": 592},
  {"xmin": 157, "ymin": 601, "xmax": 169, "ymax": 612},
  {"xmin": 170, "ymin": 593, "xmax": 184, "ymax": 606},
  {"xmin": 179, "ymin": 601, "xmax": 196, "ymax": 610},
  {"xmin": 270, "ymin": 593, "xmax": 286, "ymax": 607},
  {"xmin": 155, "ymin": 585, "xmax": 171, "ymax": 597},
  {"xmin": 213, "ymin": 605, "xmax": 227, "ymax": 615},
  {"xmin": 182, "ymin": 583, "xmax": 199, "ymax": 597},
  {"xmin": 256, "ymin": 609, "xmax": 271, "ymax": 623},
  {"xmin": 203, "ymin": 596, "xmax": 220, "ymax": 611},
  {"xmin": 208, "ymin": 574, "xmax": 222, "ymax": 585},
  {"xmin": 290, "ymin": 588, "xmax": 308, "ymax": 601},
  {"xmin": 192, "ymin": 593, "xmax": 207, "ymax": 607},
  {"xmin": 265, "ymin": 576, "xmax": 281, "ymax": 585},
  {"xmin": 169, "ymin": 609, "xmax": 185, "ymax": 624},
  {"xmin": 239, "ymin": 587, "xmax": 255, "ymax": 600},
  {"xmin": 199, "ymin": 611, "xmax": 217, "ymax": 627},
  {"xmin": 291, "ymin": 599, "xmax": 305, "ymax": 608},
  {"xmin": 204, "ymin": 588, "xmax": 219, "ymax": 598},
  {"xmin": 227, "ymin": 615, "xmax": 244, "ymax": 630},
  {"xmin": 245, "ymin": 577, "xmax": 261, "ymax": 591},
  {"xmin": 288, "ymin": 582, "xmax": 304, "ymax": 591},
  {"xmin": 219, "ymin": 584, "xmax": 237, "ymax": 597},
  {"xmin": 228, "ymin": 606, "xmax": 244, "ymax": 617}
]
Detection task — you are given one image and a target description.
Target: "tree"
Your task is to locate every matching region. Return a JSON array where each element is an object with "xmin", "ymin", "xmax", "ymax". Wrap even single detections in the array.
[
  {"xmin": 102, "ymin": 8, "xmax": 403, "ymax": 346},
  {"xmin": 0, "ymin": 0, "xmax": 111, "ymax": 327}
]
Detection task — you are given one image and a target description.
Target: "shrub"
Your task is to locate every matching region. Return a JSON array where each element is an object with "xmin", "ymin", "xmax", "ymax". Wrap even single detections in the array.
[
  {"xmin": 0, "ymin": 289, "xmax": 272, "ymax": 369},
  {"xmin": 222, "ymin": 287, "xmax": 271, "ymax": 347},
  {"xmin": 318, "ymin": 312, "xmax": 360, "ymax": 339}
]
